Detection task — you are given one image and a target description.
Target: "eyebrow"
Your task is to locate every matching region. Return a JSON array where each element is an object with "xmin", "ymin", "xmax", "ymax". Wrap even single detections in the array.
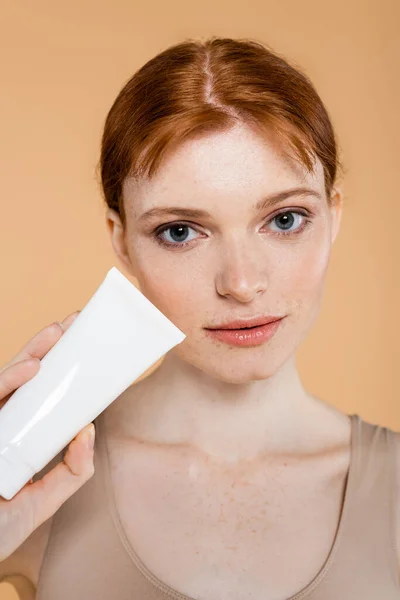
[{"xmin": 137, "ymin": 186, "xmax": 322, "ymax": 223}]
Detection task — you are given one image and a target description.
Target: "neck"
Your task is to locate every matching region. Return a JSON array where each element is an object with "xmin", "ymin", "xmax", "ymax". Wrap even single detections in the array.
[{"xmin": 118, "ymin": 352, "xmax": 345, "ymax": 463}]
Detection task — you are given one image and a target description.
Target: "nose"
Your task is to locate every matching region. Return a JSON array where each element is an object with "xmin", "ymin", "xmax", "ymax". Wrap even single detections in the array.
[{"xmin": 215, "ymin": 238, "xmax": 268, "ymax": 302}]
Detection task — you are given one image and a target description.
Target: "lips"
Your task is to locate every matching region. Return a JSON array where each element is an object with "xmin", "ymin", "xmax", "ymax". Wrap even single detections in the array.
[
  {"xmin": 204, "ymin": 318, "xmax": 284, "ymax": 347},
  {"xmin": 206, "ymin": 315, "xmax": 284, "ymax": 330}
]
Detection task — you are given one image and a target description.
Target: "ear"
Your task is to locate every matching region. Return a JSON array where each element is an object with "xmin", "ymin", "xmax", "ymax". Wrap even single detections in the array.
[
  {"xmin": 105, "ymin": 209, "xmax": 133, "ymax": 273},
  {"xmin": 329, "ymin": 186, "xmax": 344, "ymax": 244}
]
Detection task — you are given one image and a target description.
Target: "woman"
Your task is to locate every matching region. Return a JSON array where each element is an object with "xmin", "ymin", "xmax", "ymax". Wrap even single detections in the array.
[{"xmin": 1, "ymin": 36, "xmax": 399, "ymax": 599}]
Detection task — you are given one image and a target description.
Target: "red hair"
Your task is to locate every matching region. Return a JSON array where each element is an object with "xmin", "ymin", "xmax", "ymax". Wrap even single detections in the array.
[{"xmin": 98, "ymin": 37, "xmax": 344, "ymax": 226}]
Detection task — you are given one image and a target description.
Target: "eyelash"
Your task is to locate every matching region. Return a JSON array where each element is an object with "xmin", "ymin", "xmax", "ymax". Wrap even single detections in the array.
[{"xmin": 153, "ymin": 210, "xmax": 313, "ymax": 249}]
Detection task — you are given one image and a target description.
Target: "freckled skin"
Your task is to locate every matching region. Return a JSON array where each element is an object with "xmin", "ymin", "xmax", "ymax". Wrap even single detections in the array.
[
  {"xmin": 105, "ymin": 120, "xmax": 344, "ymax": 464},
  {"xmin": 108, "ymin": 122, "xmax": 341, "ymax": 388},
  {"xmin": 106, "ymin": 428, "xmax": 349, "ymax": 599},
  {"xmin": 103, "ymin": 122, "xmax": 347, "ymax": 599}
]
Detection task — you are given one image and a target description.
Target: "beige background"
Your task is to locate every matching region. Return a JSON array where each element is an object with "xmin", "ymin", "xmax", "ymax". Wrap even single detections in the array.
[{"xmin": 0, "ymin": 0, "xmax": 399, "ymax": 595}]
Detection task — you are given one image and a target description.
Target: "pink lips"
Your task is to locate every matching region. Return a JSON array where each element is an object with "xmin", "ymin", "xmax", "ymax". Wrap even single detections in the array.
[
  {"xmin": 204, "ymin": 317, "xmax": 285, "ymax": 347},
  {"xmin": 206, "ymin": 315, "xmax": 284, "ymax": 330}
]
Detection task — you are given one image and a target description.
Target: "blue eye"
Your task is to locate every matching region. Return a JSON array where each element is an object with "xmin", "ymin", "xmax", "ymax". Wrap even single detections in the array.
[
  {"xmin": 154, "ymin": 210, "xmax": 313, "ymax": 249},
  {"xmin": 268, "ymin": 211, "xmax": 306, "ymax": 234},
  {"xmin": 155, "ymin": 224, "xmax": 199, "ymax": 248}
]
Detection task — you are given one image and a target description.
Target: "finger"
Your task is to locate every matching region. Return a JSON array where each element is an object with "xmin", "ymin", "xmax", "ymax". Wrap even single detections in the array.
[
  {"xmin": 60, "ymin": 311, "xmax": 81, "ymax": 331},
  {"xmin": 0, "ymin": 311, "xmax": 80, "ymax": 375},
  {"xmin": 0, "ymin": 359, "xmax": 40, "ymax": 409},
  {"xmin": 0, "ymin": 324, "xmax": 62, "ymax": 376},
  {"xmin": 19, "ymin": 424, "xmax": 95, "ymax": 526}
]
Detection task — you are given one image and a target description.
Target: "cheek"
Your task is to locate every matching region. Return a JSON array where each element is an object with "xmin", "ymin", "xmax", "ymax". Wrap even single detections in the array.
[
  {"xmin": 276, "ymin": 237, "xmax": 331, "ymax": 323},
  {"xmin": 128, "ymin": 236, "xmax": 201, "ymax": 318},
  {"xmin": 290, "ymin": 247, "xmax": 329, "ymax": 292},
  {"xmin": 134, "ymin": 261, "xmax": 200, "ymax": 324}
]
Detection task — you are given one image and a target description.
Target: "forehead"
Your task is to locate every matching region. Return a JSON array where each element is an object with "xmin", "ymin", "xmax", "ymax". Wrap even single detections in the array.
[{"xmin": 123, "ymin": 123, "xmax": 324, "ymax": 218}]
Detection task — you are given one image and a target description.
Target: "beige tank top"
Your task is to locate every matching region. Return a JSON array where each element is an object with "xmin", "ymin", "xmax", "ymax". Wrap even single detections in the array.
[{"xmin": 35, "ymin": 412, "xmax": 400, "ymax": 599}]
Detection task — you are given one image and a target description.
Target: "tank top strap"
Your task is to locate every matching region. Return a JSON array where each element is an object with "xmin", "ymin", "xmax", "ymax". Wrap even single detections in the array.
[
  {"xmin": 333, "ymin": 414, "xmax": 400, "ymax": 587},
  {"xmin": 350, "ymin": 414, "xmax": 396, "ymax": 498}
]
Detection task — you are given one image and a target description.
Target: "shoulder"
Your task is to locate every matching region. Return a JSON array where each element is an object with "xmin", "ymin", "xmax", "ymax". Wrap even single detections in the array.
[{"xmin": 360, "ymin": 419, "xmax": 400, "ymax": 575}]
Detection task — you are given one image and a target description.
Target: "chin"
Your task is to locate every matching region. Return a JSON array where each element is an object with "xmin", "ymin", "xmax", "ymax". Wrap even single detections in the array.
[
  {"xmin": 177, "ymin": 343, "xmax": 288, "ymax": 385},
  {"xmin": 214, "ymin": 357, "xmax": 284, "ymax": 384},
  {"xmin": 204, "ymin": 363, "xmax": 280, "ymax": 385}
]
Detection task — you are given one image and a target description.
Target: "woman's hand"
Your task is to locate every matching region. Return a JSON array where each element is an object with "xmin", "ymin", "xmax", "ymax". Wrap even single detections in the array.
[{"xmin": 0, "ymin": 312, "xmax": 96, "ymax": 561}]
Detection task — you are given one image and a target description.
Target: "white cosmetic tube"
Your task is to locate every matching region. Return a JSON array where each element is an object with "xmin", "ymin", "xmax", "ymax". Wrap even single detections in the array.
[{"xmin": 0, "ymin": 267, "xmax": 186, "ymax": 500}]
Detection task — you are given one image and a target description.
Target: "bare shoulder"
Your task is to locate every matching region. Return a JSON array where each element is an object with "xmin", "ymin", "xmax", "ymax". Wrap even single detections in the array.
[{"xmin": 0, "ymin": 449, "xmax": 64, "ymax": 588}]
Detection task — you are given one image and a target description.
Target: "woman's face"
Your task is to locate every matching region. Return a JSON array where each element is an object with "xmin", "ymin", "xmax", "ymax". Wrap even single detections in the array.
[{"xmin": 108, "ymin": 123, "xmax": 342, "ymax": 384}]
